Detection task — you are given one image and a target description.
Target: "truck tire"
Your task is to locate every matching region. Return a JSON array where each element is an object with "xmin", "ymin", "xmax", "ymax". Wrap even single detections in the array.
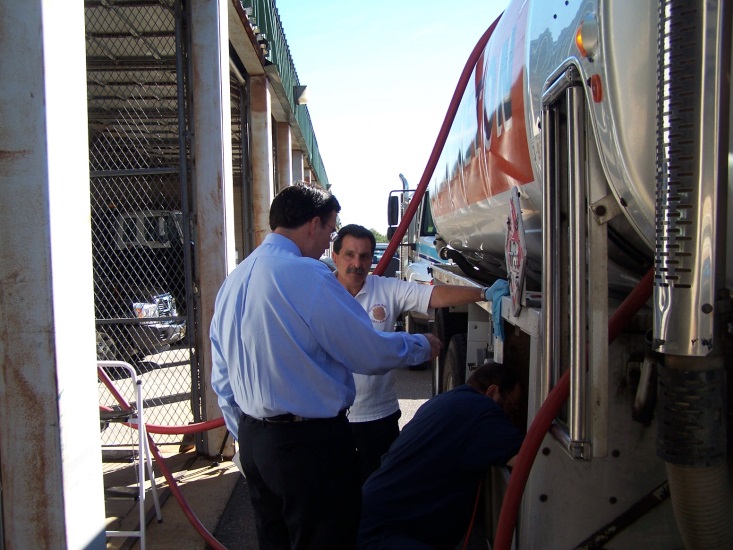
[
  {"xmin": 96, "ymin": 330, "xmax": 118, "ymax": 361},
  {"xmin": 403, "ymin": 312, "xmax": 430, "ymax": 371},
  {"xmin": 432, "ymin": 307, "xmax": 468, "ymax": 396},
  {"xmin": 442, "ymin": 333, "xmax": 467, "ymax": 393}
]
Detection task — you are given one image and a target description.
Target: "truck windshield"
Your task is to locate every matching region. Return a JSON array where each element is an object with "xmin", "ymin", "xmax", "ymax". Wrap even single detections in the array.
[{"xmin": 421, "ymin": 196, "xmax": 436, "ymax": 236}]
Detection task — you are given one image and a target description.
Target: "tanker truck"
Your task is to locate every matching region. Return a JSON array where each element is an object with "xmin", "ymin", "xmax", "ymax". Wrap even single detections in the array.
[{"xmin": 385, "ymin": 0, "xmax": 732, "ymax": 547}]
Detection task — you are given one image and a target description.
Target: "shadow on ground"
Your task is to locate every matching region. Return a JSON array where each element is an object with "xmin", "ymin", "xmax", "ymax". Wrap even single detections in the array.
[
  {"xmin": 210, "ymin": 469, "xmax": 489, "ymax": 550},
  {"xmin": 210, "ymin": 475, "xmax": 258, "ymax": 550}
]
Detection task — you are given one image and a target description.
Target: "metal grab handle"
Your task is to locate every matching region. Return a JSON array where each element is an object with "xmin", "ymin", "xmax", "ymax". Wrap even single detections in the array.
[{"xmin": 541, "ymin": 66, "xmax": 590, "ymax": 458}]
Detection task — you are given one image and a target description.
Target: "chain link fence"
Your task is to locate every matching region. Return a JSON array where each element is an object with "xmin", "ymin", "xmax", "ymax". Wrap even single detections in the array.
[{"xmin": 86, "ymin": 0, "xmax": 201, "ymax": 446}]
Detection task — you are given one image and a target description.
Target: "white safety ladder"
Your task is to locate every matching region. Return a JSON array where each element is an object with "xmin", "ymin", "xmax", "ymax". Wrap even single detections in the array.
[{"xmin": 98, "ymin": 360, "xmax": 163, "ymax": 550}]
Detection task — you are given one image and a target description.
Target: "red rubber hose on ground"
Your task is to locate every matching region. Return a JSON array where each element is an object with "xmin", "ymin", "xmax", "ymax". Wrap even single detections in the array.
[
  {"xmin": 97, "ymin": 365, "xmax": 226, "ymax": 433},
  {"xmin": 145, "ymin": 417, "xmax": 225, "ymax": 434},
  {"xmin": 493, "ymin": 268, "xmax": 654, "ymax": 550},
  {"xmin": 98, "ymin": 364, "xmax": 229, "ymax": 548},
  {"xmin": 147, "ymin": 433, "xmax": 228, "ymax": 550},
  {"xmin": 373, "ymin": 13, "xmax": 502, "ymax": 277}
]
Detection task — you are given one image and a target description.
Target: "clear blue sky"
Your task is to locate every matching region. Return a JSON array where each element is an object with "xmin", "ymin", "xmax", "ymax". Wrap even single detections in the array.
[{"xmin": 276, "ymin": 0, "xmax": 509, "ymax": 233}]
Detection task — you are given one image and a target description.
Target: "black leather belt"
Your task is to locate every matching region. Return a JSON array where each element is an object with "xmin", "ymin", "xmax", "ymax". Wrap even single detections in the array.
[{"xmin": 260, "ymin": 409, "xmax": 348, "ymax": 423}]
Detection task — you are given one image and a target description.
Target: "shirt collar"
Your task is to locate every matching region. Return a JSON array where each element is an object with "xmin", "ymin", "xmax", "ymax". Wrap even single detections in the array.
[
  {"xmin": 355, "ymin": 274, "xmax": 370, "ymax": 297},
  {"xmin": 265, "ymin": 232, "xmax": 302, "ymax": 257},
  {"xmin": 333, "ymin": 271, "xmax": 368, "ymax": 297}
]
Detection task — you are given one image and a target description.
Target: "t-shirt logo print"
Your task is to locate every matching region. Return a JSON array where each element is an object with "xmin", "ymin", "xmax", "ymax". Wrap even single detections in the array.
[{"xmin": 369, "ymin": 304, "xmax": 389, "ymax": 325}]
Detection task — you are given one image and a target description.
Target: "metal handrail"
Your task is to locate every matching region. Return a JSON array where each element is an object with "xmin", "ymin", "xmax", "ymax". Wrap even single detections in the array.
[{"xmin": 240, "ymin": 0, "xmax": 329, "ymax": 188}]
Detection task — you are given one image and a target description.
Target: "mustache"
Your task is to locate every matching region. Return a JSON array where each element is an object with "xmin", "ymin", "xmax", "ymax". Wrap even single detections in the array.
[{"xmin": 346, "ymin": 267, "xmax": 366, "ymax": 275}]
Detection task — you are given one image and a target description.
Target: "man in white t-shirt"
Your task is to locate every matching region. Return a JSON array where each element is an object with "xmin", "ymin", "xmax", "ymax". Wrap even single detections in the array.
[{"xmin": 332, "ymin": 224, "xmax": 491, "ymax": 482}]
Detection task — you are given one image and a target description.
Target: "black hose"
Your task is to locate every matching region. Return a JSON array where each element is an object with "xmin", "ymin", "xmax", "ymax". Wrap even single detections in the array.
[{"xmin": 442, "ymin": 247, "xmax": 497, "ymax": 285}]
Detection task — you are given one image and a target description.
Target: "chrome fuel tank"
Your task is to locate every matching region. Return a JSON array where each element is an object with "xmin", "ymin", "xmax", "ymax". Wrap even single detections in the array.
[{"xmin": 428, "ymin": 0, "xmax": 659, "ymax": 281}]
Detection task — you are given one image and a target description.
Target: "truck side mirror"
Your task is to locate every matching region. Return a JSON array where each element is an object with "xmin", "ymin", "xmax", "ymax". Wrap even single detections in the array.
[
  {"xmin": 388, "ymin": 195, "xmax": 399, "ymax": 226},
  {"xmin": 387, "ymin": 226, "xmax": 397, "ymax": 240}
]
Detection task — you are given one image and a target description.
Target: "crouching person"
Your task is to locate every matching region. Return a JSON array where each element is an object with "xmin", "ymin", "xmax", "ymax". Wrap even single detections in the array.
[{"xmin": 357, "ymin": 361, "xmax": 524, "ymax": 549}]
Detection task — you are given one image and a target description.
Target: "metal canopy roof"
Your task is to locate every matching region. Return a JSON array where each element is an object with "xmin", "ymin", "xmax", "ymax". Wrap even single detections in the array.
[{"xmin": 85, "ymin": 0, "xmax": 185, "ymax": 173}]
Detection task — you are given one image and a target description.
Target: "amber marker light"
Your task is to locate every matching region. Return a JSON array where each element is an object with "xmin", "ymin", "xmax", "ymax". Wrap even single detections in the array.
[
  {"xmin": 575, "ymin": 26, "xmax": 588, "ymax": 57},
  {"xmin": 575, "ymin": 13, "xmax": 599, "ymax": 60}
]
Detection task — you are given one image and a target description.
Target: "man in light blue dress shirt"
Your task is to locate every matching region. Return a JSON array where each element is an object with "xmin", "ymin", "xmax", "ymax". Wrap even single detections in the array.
[{"xmin": 210, "ymin": 183, "xmax": 441, "ymax": 550}]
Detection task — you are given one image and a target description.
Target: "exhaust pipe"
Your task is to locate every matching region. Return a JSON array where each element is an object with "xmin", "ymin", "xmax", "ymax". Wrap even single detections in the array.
[{"xmin": 654, "ymin": 0, "xmax": 732, "ymax": 547}]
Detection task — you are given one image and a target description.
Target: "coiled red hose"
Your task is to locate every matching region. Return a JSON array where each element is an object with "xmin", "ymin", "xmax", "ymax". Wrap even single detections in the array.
[{"xmin": 493, "ymin": 267, "xmax": 654, "ymax": 549}]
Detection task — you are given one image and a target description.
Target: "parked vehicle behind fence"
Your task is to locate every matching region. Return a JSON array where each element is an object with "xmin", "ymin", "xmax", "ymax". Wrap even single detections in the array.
[{"xmin": 93, "ymin": 209, "xmax": 187, "ymax": 370}]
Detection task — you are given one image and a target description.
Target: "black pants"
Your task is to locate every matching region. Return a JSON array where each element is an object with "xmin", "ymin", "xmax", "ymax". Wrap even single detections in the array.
[
  {"xmin": 238, "ymin": 414, "xmax": 361, "ymax": 550},
  {"xmin": 350, "ymin": 409, "xmax": 401, "ymax": 484}
]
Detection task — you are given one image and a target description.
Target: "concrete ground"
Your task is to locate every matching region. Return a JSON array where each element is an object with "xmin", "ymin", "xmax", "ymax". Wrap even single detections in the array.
[
  {"xmin": 103, "ymin": 366, "xmax": 486, "ymax": 549},
  {"xmin": 103, "ymin": 445, "xmax": 241, "ymax": 550}
]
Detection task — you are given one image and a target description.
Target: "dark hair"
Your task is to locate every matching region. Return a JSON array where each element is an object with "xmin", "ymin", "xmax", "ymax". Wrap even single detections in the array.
[
  {"xmin": 467, "ymin": 361, "xmax": 521, "ymax": 396},
  {"xmin": 332, "ymin": 224, "xmax": 377, "ymax": 254},
  {"xmin": 269, "ymin": 182, "xmax": 341, "ymax": 230}
]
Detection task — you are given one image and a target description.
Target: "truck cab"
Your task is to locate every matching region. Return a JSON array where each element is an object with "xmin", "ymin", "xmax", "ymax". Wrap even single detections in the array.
[{"xmin": 388, "ymin": 186, "xmax": 449, "ymax": 335}]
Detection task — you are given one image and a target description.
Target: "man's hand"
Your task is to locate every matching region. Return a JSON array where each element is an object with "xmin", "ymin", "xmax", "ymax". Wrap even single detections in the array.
[{"xmin": 424, "ymin": 333, "xmax": 443, "ymax": 361}]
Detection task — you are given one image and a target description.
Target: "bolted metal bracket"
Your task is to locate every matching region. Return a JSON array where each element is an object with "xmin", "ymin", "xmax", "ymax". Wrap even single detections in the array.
[{"xmin": 590, "ymin": 194, "xmax": 623, "ymax": 225}]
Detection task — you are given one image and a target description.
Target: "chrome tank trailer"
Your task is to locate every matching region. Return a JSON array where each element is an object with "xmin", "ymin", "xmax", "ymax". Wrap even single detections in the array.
[
  {"xmin": 428, "ymin": 0, "xmax": 661, "ymax": 286},
  {"xmin": 427, "ymin": 0, "xmax": 732, "ymax": 547}
]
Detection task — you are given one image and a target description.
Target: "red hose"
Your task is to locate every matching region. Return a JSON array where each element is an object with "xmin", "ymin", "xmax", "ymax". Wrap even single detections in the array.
[
  {"xmin": 98, "ymin": 366, "xmax": 132, "ymax": 409},
  {"xmin": 147, "ymin": 433, "xmax": 228, "ymax": 550},
  {"xmin": 98, "ymin": 364, "xmax": 229, "ymax": 548},
  {"xmin": 98, "ymin": 365, "xmax": 226, "ymax": 433},
  {"xmin": 463, "ymin": 480, "xmax": 484, "ymax": 550},
  {"xmin": 493, "ymin": 268, "xmax": 654, "ymax": 549},
  {"xmin": 373, "ymin": 13, "xmax": 503, "ymax": 277},
  {"xmin": 145, "ymin": 417, "xmax": 225, "ymax": 434}
]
